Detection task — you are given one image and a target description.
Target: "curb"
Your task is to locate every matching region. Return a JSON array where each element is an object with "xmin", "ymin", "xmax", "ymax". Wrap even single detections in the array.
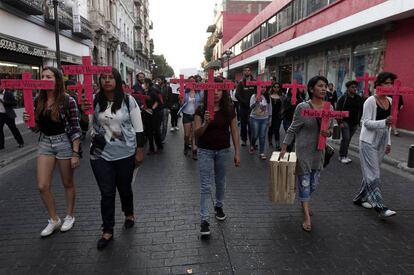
[
  {"xmin": 330, "ymin": 139, "xmax": 414, "ymax": 175},
  {"xmin": 0, "ymin": 145, "xmax": 37, "ymax": 169}
]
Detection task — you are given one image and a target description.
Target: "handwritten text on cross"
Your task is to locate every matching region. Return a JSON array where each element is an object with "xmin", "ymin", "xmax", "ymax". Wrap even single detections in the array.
[{"xmin": 301, "ymin": 102, "xmax": 349, "ymax": 150}]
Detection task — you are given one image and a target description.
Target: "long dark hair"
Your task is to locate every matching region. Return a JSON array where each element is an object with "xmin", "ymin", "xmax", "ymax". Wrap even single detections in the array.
[
  {"xmin": 96, "ymin": 68, "xmax": 124, "ymax": 113},
  {"xmin": 202, "ymin": 78, "xmax": 232, "ymax": 118},
  {"xmin": 35, "ymin": 67, "xmax": 66, "ymax": 122},
  {"xmin": 374, "ymin": 71, "xmax": 397, "ymax": 88}
]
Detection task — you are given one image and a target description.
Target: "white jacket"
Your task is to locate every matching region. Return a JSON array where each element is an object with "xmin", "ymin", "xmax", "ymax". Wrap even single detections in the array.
[{"xmin": 359, "ymin": 96, "xmax": 392, "ymax": 146}]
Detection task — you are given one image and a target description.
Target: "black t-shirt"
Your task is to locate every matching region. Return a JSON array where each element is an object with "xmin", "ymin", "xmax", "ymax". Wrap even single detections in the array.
[
  {"xmin": 196, "ymin": 106, "xmax": 236, "ymax": 150},
  {"xmin": 38, "ymin": 110, "xmax": 65, "ymax": 136},
  {"xmin": 376, "ymin": 101, "xmax": 391, "ymax": 120}
]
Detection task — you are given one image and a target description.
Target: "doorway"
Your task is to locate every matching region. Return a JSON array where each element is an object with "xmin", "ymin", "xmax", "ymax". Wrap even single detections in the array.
[{"xmin": 279, "ymin": 64, "xmax": 292, "ymax": 84}]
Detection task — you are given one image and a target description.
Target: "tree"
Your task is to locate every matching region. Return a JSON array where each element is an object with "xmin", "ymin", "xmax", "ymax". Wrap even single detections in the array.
[{"xmin": 152, "ymin": 54, "xmax": 174, "ymax": 78}]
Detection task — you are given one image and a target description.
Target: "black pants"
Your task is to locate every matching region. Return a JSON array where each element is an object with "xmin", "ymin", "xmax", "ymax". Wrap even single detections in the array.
[
  {"xmin": 90, "ymin": 155, "xmax": 135, "ymax": 234},
  {"xmin": 170, "ymin": 108, "xmax": 179, "ymax": 127},
  {"xmin": 148, "ymin": 111, "xmax": 163, "ymax": 152},
  {"xmin": 268, "ymin": 117, "xmax": 282, "ymax": 145},
  {"xmin": 339, "ymin": 122, "xmax": 358, "ymax": 158},
  {"xmin": 0, "ymin": 113, "xmax": 24, "ymax": 148},
  {"xmin": 239, "ymin": 105, "xmax": 251, "ymax": 143}
]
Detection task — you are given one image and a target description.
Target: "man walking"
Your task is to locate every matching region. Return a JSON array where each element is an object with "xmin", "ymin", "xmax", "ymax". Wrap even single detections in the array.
[
  {"xmin": 336, "ymin": 80, "xmax": 364, "ymax": 164},
  {"xmin": 235, "ymin": 66, "xmax": 256, "ymax": 146},
  {"xmin": 0, "ymin": 86, "xmax": 24, "ymax": 149}
]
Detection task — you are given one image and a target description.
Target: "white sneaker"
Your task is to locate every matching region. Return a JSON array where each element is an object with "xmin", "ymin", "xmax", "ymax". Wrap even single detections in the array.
[
  {"xmin": 60, "ymin": 215, "xmax": 75, "ymax": 232},
  {"xmin": 40, "ymin": 218, "xmax": 61, "ymax": 237},
  {"xmin": 378, "ymin": 209, "xmax": 397, "ymax": 218},
  {"xmin": 170, "ymin": 127, "xmax": 175, "ymax": 132},
  {"xmin": 340, "ymin": 157, "xmax": 348, "ymax": 164},
  {"xmin": 361, "ymin": 202, "xmax": 373, "ymax": 209},
  {"xmin": 175, "ymin": 126, "xmax": 179, "ymax": 131},
  {"xmin": 345, "ymin": 157, "xmax": 352, "ymax": 163}
]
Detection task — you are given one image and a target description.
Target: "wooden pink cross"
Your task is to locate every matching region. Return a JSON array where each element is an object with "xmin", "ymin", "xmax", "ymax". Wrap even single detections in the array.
[
  {"xmin": 170, "ymin": 75, "xmax": 195, "ymax": 98},
  {"xmin": 186, "ymin": 69, "xmax": 235, "ymax": 121},
  {"xmin": 0, "ymin": 72, "xmax": 54, "ymax": 128},
  {"xmin": 301, "ymin": 102, "xmax": 349, "ymax": 150},
  {"xmin": 123, "ymin": 85, "xmax": 134, "ymax": 94},
  {"xmin": 356, "ymin": 73, "xmax": 376, "ymax": 98},
  {"xmin": 67, "ymin": 81, "xmax": 83, "ymax": 105},
  {"xmin": 282, "ymin": 80, "xmax": 307, "ymax": 105},
  {"xmin": 246, "ymin": 74, "xmax": 272, "ymax": 100},
  {"xmin": 61, "ymin": 56, "xmax": 112, "ymax": 115},
  {"xmin": 376, "ymin": 79, "xmax": 414, "ymax": 126}
]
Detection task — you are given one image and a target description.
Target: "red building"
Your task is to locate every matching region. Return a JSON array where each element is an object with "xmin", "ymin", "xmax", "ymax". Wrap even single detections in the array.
[{"xmin": 224, "ymin": 0, "xmax": 414, "ymax": 131}]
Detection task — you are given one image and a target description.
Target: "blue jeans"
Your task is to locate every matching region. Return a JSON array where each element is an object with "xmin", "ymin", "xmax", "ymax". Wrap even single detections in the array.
[
  {"xmin": 297, "ymin": 170, "xmax": 321, "ymax": 202},
  {"xmin": 198, "ymin": 148, "xmax": 230, "ymax": 222},
  {"xmin": 250, "ymin": 117, "xmax": 268, "ymax": 154}
]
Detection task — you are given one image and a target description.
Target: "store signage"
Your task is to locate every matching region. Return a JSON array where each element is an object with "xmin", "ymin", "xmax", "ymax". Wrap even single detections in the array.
[{"xmin": 0, "ymin": 37, "xmax": 55, "ymax": 59}]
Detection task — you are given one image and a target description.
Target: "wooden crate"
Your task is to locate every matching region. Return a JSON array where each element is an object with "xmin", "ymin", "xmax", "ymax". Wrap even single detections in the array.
[{"xmin": 269, "ymin": 152, "xmax": 297, "ymax": 204}]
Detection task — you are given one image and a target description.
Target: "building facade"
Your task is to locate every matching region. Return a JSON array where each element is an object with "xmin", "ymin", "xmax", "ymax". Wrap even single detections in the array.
[{"xmin": 224, "ymin": 0, "xmax": 414, "ymax": 131}]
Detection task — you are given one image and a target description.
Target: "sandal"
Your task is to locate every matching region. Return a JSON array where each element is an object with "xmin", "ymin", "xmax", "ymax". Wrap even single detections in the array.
[{"xmin": 302, "ymin": 222, "xmax": 312, "ymax": 232}]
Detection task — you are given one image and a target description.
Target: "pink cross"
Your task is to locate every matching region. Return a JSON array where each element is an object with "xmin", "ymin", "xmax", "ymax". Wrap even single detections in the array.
[
  {"xmin": 282, "ymin": 80, "xmax": 307, "ymax": 105},
  {"xmin": 0, "ymin": 72, "xmax": 54, "ymax": 128},
  {"xmin": 186, "ymin": 69, "xmax": 235, "ymax": 121},
  {"xmin": 376, "ymin": 79, "xmax": 414, "ymax": 126},
  {"xmin": 61, "ymin": 56, "xmax": 112, "ymax": 115},
  {"xmin": 356, "ymin": 73, "xmax": 376, "ymax": 98},
  {"xmin": 246, "ymin": 74, "xmax": 272, "ymax": 100},
  {"xmin": 301, "ymin": 102, "xmax": 349, "ymax": 150},
  {"xmin": 170, "ymin": 75, "xmax": 195, "ymax": 98},
  {"xmin": 67, "ymin": 81, "xmax": 83, "ymax": 105}
]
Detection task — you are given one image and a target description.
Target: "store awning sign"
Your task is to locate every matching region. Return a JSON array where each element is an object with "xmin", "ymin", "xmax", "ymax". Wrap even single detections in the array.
[{"xmin": 0, "ymin": 37, "xmax": 55, "ymax": 59}]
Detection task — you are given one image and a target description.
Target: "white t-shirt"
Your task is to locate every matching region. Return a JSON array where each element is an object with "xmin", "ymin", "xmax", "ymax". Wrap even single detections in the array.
[{"xmin": 0, "ymin": 92, "xmax": 6, "ymax": 113}]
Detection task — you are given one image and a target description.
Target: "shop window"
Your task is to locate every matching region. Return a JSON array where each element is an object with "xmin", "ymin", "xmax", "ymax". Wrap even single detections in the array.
[
  {"xmin": 252, "ymin": 28, "xmax": 261, "ymax": 46},
  {"xmin": 292, "ymin": 62, "xmax": 305, "ymax": 84},
  {"xmin": 327, "ymin": 48, "xmax": 351, "ymax": 97}
]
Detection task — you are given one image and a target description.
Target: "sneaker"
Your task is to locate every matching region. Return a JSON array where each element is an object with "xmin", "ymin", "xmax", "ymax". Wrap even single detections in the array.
[
  {"xmin": 361, "ymin": 202, "xmax": 373, "ymax": 209},
  {"xmin": 378, "ymin": 209, "xmax": 397, "ymax": 218},
  {"xmin": 175, "ymin": 126, "xmax": 179, "ymax": 131},
  {"xmin": 40, "ymin": 218, "xmax": 62, "ymax": 237},
  {"xmin": 170, "ymin": 127, "xmax": 175, "ymax": 132},
  {"xmin": 345, "ymin": 157, "xmax": 352, "ymax": 163},
  {"xmin": 260, "ymin": 153, "xmax": 267, "ymax": 160},
  {"xmin": 340, "ymin": 157, "xmax": 349, "ymax": 164},
  {"xmin": 249, "ymin": 146, "xmax": 255, "ymax": 155},
  {"xmin": 215, "ymin": 207, "xmax": 226, "ymax": 221},
  {"xmin": 18, "ymin": 143, "xmax": 24, "ymax": 148},
  {"xmin": 60, "ymin": 215, "xmax": 75, "ymax": 232},
  {"xmin": 200, "ymin": 221, "xmax": 210, "ymax": 236}
]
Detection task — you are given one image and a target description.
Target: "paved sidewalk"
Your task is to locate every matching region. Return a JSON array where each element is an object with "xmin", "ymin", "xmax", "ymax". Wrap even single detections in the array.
[
  {"xmin": 332, "ymin": 128, "xmax": 414, "ymax": 174},
  {"xmin": 0, "ymin": 125, "xmax": 413, "ymax": 274}
]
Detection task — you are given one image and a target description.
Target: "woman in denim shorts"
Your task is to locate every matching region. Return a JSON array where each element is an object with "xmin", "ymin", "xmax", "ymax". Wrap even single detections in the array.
[
  {"xmin": 194, "ymin": 78, "xmax": 240, "ymax": 237},
  {"xmin": 24, "ymin": 67, "xmax": 81, "ymax": 237},
  {"xmin": 280, "ymin": 76, "xmax": 334, "ymax": 232}
]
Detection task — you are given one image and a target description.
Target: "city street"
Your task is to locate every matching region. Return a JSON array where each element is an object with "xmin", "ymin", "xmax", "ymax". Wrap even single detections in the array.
[{"xmin": 1, "ymin": 128, "xmax": 413, "ymax": 274}]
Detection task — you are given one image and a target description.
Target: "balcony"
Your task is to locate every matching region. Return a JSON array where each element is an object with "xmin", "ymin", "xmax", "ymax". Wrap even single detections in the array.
[
  {"xmin": 134, "ymin": 0, "xmax": 142, "ymax": 6},
  {"xmin": 134, "ymin": 18, "xmax": 143, "ymax": 29},
  {"xmin": 45, "ymin": 6, "xmax": 73, "ymax": 30},
  {"xmin": 73, "ymin": 17, "xmax": 93, "ymax": 40},
  {"xmin": 134, "ymin": 41, "xmax": 143, "ymax": 53},
  {"xmin": 89, "ymin": 9, "xmax": 105, "ymax": 34},
  {"xmin": 105, "ymin": 20, "xmax": 120, "ymax": 43},
  {"xmin": 2, "ymin": 0, "xmax": 44, "ymax": 15}
]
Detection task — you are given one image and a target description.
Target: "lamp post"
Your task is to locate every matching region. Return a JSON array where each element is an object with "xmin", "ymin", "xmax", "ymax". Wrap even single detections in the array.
[
  {"xmin": 223, "ymin": 50, "xmax": 233, "ymax": 80},
  {"xmin": 150, "ymin": 61, "xmax": 158, "ymax": 79},
  {"xmin": 51, "ymin": 0, "xmax": 73, "ymax": 69}
]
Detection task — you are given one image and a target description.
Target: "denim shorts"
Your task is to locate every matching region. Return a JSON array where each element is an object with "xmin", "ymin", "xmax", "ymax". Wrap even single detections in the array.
[
  {"xmin": 182, "ymin": 113, "xmax": 194, "ymax": 124},
  {"xmin": 38, "ymin": 133, "xmax": 72, "ymax": 160}
]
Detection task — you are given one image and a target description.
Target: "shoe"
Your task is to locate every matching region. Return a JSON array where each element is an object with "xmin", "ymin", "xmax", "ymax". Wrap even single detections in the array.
[
  {"xmin": 192, "ymin": 150, "xmax": 198, "ymax": 160},
  {"xmin": 200, "ymin": 221, "xmax": 210, "ymax": 236},
  {"xmin": 97, "ymin": 234, "xmax": 113, "ymax": 250},
  {"xmin": 302, "ymin": 222, "xmax": 312, "ymax": 232},
  {"xmin": 184, "ymin": 145, "xmax": 190, "ymax": 156},
  {"xmin": 40, "ymin": 218, "xmax": 62, "ymax": 237},
  {"xmin": 0, "ymin": 146, "xmax": 4, "ymax": 150},
  {"xmin": 241, "ymin": 141, "xmax": 247, "ymax": 147},
  {"xmin": 345, "ymin": 157, "xmax": 352, "ymax": 163},
  {"xmin": 175, "ymin": 126, "xmax": 179, "ymax": 131},
  {"xmin": 260, "ymin": 154, "xmax": 267, "ymax": 160},
  {"xmin": 215, "ymin": 206, "xmax": 226, "ymax": 221},
  {"xmin": 361, "ymin": 202, "xmax": 373, "ymax": 209},
  {"xmin": 378, "ymin": 209, "xmax": 397, "ymax": 218},
  {"xmin": 339, "ymin": 157, "xmax": 348, "ymax": 164},
  {"xmin": 170, "ymin": 127, "xmax": 175, "ymax": 132},
  {"xmin": 124, "ymin": 218, "xmax": 135, "ymax": 229},
  {"xmin": 60, "ymin": 215, "xmax": 75, "ymax": 232},
  {"xmin": 249, "ymin": 146, "xmax": 255, "ymax": 155},
  {"xmin": 18, "ymin": 143, "xmax": 24, "ymax": 148}
]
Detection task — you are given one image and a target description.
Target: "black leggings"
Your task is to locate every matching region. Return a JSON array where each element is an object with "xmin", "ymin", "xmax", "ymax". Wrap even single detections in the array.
[
  {"xmin": 170, "ymin": 109, "xmax": 179, "ymax": 127},
  {"xmin": 90, "ymin": 155, "xmax": 135, "ymax": 234}
]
